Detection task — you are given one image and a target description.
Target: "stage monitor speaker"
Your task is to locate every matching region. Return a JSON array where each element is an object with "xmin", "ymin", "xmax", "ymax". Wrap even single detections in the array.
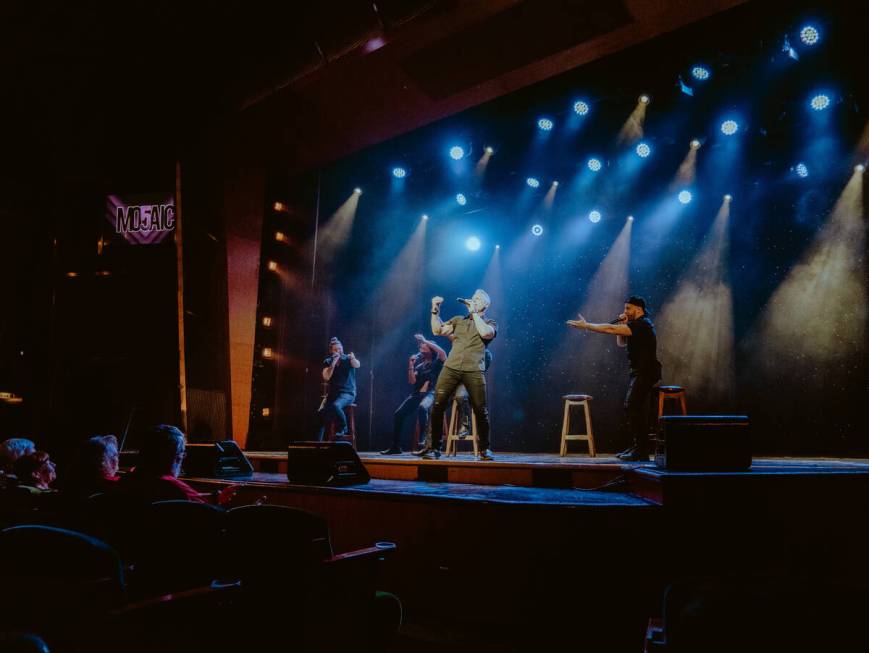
[
  {"xmin": 183, "ymin": 441, "xmax": 254, "ymax": 479},
  {"xmin": 287, "ymin": 441, "xmax": 370, "ymax": 486},
  {"xmin": 655, "ymin": 415, "xmax": 751, "ymax": 471}
]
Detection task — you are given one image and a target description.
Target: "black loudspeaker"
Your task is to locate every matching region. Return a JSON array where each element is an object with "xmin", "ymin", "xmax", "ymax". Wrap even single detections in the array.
[
  {"xmin": 286, "ymin": 441, "xmax": 370, "ymax": 486},
  {"xmin": 655, "ymin": 415, "xmax": 751, "ymax": 471},
  {"xmin": 183, "ymin": 441, "xmax": 254, "ymax": 479}
]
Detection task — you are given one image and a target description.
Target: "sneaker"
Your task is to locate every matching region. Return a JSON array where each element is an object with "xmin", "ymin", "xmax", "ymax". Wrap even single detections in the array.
[
  {"xmin": 475, "ymin": 449, "xmax": 495, "ymax": 461},
  {"xmin": 380, "ymin": 447, "xmax": 402, "ymax": 455},
  {"xmin": 616, "ymin": 447, "xmax": 649, "ymax": 462},
  {"xmin": 418, "ymin": 447, "xmax": 441, "ymax": 460}
]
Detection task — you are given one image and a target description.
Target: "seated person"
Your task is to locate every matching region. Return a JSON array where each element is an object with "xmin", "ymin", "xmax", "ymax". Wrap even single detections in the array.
[
  {"xmin": 119, "ymin": 424, "xmax": 235, "ymax": 505},
  {"xmin": 63, "ymin": 434, "xmax": 121, "ymax": 498},
  {"xmin": 13, "ymin": 451, "xmax": 58, "ymax": 494},
  {"xmin": 0, "ymin": 437, "xmax": 36, "ymax": 488}
]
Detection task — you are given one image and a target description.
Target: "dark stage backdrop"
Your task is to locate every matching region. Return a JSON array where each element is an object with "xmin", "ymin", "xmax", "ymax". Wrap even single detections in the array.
[{"xmin": 250, "ymin": 2, "xmax": 868, "ymax": 456}]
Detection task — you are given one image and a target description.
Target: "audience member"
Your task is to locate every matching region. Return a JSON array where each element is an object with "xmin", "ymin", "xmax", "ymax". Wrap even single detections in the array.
[
  {"xmin": 0, "ymin": 438, "xmax": 37, "ymax": 486},
  {"xmin": 13, "ymin": 451, "xmax": 57, "ymax": 494},
  {"xmin": 63, "ymin": 435, "xmax": 121, "ymax": 498}
]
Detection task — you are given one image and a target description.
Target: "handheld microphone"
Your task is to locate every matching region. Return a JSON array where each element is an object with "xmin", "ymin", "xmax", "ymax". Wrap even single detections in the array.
[
  {"xmin": 608, "ymin": 316, "xmax": 626, "ymax": 325},
  {"xmin": 457, "ymin": 297, "xmax": 471, "ymax": 306}
]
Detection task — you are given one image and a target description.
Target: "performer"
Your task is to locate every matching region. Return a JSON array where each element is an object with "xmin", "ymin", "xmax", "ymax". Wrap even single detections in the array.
[
  {"xmin": 567, "ymin": 296, "xmax": 662, "ymax": 461},
  {"xmin": 316, "ymin": 337, "xmax": 360, "ymax": 441},
  {"xmin": 381, "ymin": 334, "xmax": 446, "ymax": 455},
  {"xmin": 417, "ymin": 290, "xmax": 497, "ymax": 461}
]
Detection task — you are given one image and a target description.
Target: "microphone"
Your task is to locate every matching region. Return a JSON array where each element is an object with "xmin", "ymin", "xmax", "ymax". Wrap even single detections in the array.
[
  {"xmin": 457, "ymin": 297, "xmax": 471, "ymax": 306},
  {"xmin": 608, "ymin": 316, "xmax": 626, "ymax": 324}
]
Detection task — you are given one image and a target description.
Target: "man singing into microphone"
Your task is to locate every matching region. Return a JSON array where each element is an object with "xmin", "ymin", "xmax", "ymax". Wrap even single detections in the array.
[
  {"xmin": 316, "ymin": 337, "xmax": 361, "ymax": 441},
  {"xmin": 567, "ymin": 296, "xmax": 662, "ymax": 462},
  {"xmin": 418, "ymin": 290, "xmax": 497, "ymax": 461}
]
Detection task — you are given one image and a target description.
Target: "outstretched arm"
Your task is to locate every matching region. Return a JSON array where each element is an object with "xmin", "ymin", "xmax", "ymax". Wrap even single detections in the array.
[{"xmin": 567, "ymin": 313, "xmax": 632, "ymax": 336}]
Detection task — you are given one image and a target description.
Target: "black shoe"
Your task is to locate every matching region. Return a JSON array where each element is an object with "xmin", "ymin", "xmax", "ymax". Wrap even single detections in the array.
[
  {"xmin": 475, "ymin": 449, "xmax": 494, "ymax": 461},
  {"xmin": 616, "ymin": 447, "xmax": 649, "ymax": 462},
  {"xmin": 417, "ymin": 447, "xmax": 441, "ymax": 460},
  {"xmin": 616, "ymin": 446, "xmax": 635, "ymax": 458},
  {"xmin": 380, "ymin": 447, "xmax": 402, "ymax": 455}
]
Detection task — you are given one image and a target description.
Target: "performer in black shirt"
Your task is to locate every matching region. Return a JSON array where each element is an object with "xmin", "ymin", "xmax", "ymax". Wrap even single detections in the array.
[
  {"xmin": 381, "ymin": 334, "xmax": 447, "ymax": 455},
  {"xmin": 567, "ymin": 296, "xmax": 662, "ymax": 461},
  {"xmin": 316, "ymin": 337, "xmax": 361, "ymax": 441}
]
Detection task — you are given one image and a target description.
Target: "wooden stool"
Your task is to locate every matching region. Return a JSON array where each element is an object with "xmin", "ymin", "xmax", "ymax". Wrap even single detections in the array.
[
  {"xmin": 326, "ymin": 403, "xmax": 357, "ymax": 449},
  {"xmin": 413, "ymin": 414, "xmax": 448, "ymax": 449},
  {"xmin": 446, "ymin": 398, "xmax": 479, "ymax": 457},
  {"xmin": 656, "ymin": 386, "xmax": 687, "ymax": 418},
  {"xmin": 559, "ymin": 394, "xmax": 596, "ymax": 457}
]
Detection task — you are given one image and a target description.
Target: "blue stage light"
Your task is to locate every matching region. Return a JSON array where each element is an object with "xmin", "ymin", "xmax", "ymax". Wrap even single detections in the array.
[
  {"xmin": 531, "ymin": 224, "xmax": 543, "ymax": 236},
  {"xmin": 800, "ymin": 25, "xmax": 819, "ymax": 45},
  {"xmin": 392, "ymin": 167, "xmax": 406, "ymax": 178},
  {"xmin": 721, "ymin": 120, "xmax": 738, "ymax": 136},
  {"xmin": 449, "ymin": 146, "xmax": 464, "ymax": 160},
  {"xmin": 456, "ymin": 193, "xmax": 467, "ymax": 206},
  {"xmin": 465, "ymin": 236, "xmax": 481, "ymax": 251},
  {"xmin": 537, "ymin": 118, "xmax": 554, "ymax": 131},
  {"xmin": 692, "ymin": 66, "xmax": 710, "ymax": 81},
  {"xmin": 795, "ymin": 163, "xmax": 809, "ymax": 178},
  {"xmin": 636, "ymin": 142, "xmax": 651, "ymax": 158},
  {"xmin": 573, "ymin": 100, "xmax": 590, "ymax": 115},
  {"xmin": 587, "ymin": 158, "xmax": 602, "ymax": 172},
  {"xmin": 678, "ymin": 190, "xmax": 693, "ymax": 204},
  {"xmin": 588, "ymin": 210, "xmax": 602, "ymax": 223},
  {"xmin": 810, "ymin": 94, "xmax": 830, "ymax": 111},
  {"xmin": 526, "ymin": 177, "xmax": 540, "ymax": 188}
]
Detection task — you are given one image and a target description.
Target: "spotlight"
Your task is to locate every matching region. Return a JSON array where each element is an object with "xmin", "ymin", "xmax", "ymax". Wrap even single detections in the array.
[
  {"xmin": 449, "ymin": 146, "xmax": 464, "ymax": 160},
  {"xmin": 678, "ymin": 190, "xmax": 693, "ymax": 204},
  {"xmin": 588, "ymin": 210, "xmax": 602, "ymax": 223},
  {"xmin": 456, "ymin": 193, "xmax": 467, "ymax": 206},
  {"xmin": 724, "ymin": 194, "xmax": 733, "ymax": 202},
  {"xmin": 627, "ymin": 215, "xmax": 635, "ymax": 222},
  {"xmin": 262, "ymin": 316, "xmax": 273, "ymax": 327},
  {"xmin": 795, "ymin": 163, "xmax": 809, "ymax": 178},
  {"xmin": 421, "ymin": 214, "xmax": 429, "ymax": 221},
  {"xmin": 587, "ymin": 158, "xmax": 602, "ymax": 172},
  {"xmin": 262, "ymin": 347, "xmax": 274, "ymax": 359},
  {"xmin": 353, "ymin": 187, "xmax": 362, "ymax": 194},
  {"xmin": 800, "ymin": 25, "xmax": 819, "ymax": 46},
  {"xmin": 267, "ymin": 260, "xmax": 278, "ymax": 272},
  {"xmin": 720, "ymin": 120, "xmax": 738, "ymax": 136},
  {"xmin": 635, "ymin": 142, "xmax": 651, "ymax": 158},
  {"xmin": 275, "ymin": 231, "xmax": 287, "ymax": 242},
  {"xmin": 639, "ymin": 94, "xmax": 650, "ymax": 104},
  {"xmin": 691, "ymin": 66, "xmax": 710, "ymax": 81},
  {"xmin": 690, "ymin": 139, "xmax": 701, "ymax": 150},
  {"xmin": 552, "ymin": 180, "xmax": 559, "ymax": 187},
  {"xmin": 537, "ymin": 117, "xmax": 554, "ymax": 131},
  {"xmin": 392, "ymin": 167, "xmax": 407, "ymax": 178},
  {"xmin": 495, "ymin": 244, "xmax": 501, "ymax": 249},
  {"xmin": 856, "ymin": 164, "xmax": 866, "ymax": 173},
  {"xmin": 573, "ymin": 100, "xmax": 590, "ymax": 115},
  {"xmin": 261, "ymin": 407, "xmax": 271, "ymax": 417},
  {"xmin": 485, "ymin": 146, "xmax": 495, "ymax": 155},
  {"xmin": 526, "ymin": 177, "xmax": 540, "ymax": 188},
  {"xmin": 273, "ymin": 201, "xmax": 286, "ymax": 212},
  {"xmin": 465, "ymin": 236, "xmax": 481, "ymax": 251},
  {"xmin": 810, "ymin": 94, "xmax": 830, "ymax": 111},
  {"xmin": 531, "ymin": 224, "xmax": 543, "ymax": 236}
]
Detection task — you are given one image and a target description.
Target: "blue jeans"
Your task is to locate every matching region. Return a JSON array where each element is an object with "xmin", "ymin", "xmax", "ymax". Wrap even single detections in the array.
[
  {"xmin": 316, "ymin": 392, "xmax": 355, "ymax": 441},
  {"xmin": 391, "ymin": 391, "xmax": 434, "ymax": 449}
]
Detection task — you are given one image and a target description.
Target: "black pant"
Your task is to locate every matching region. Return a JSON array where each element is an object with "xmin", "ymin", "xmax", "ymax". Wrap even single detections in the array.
[
  {"xmin": 625, "ymin": 372, "xmax": 659, "ymax": 453},
  {"xmin": 391, "ymin": 391, "xmax": 434, "ymax": 449},
  {"xmin": 430, "ymin": 367, "xmax": 490, "ymax": 451},
  {"xmin": 316, "ymin": 392, "xmax": 355, "ymax": 441}
]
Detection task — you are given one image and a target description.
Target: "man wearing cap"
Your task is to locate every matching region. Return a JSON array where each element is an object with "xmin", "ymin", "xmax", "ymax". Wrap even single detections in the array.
[
  {"xmin": 567, "ymin": 296, "xmax": 662, "ymax": 462},
  {"xmin": 316, "ymin": 337, "xmax": 360, "ymax": 441}
]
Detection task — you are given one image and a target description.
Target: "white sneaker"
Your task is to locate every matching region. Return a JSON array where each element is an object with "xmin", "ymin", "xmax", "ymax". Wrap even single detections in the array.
[{"xmin": 475, "ymin": 449, "xmax": 494, "ymax": 461}]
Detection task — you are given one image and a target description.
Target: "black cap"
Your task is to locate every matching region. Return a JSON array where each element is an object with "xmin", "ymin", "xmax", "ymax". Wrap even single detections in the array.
[{"xmin": 625, "ymin": 295, "xmax": 648, "ymax": 311}]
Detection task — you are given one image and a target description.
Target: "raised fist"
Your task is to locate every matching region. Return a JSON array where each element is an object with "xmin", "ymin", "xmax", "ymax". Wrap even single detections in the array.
[{"xmin": 431, "ymin": 296, "xmax": 444, "ymax": 308}]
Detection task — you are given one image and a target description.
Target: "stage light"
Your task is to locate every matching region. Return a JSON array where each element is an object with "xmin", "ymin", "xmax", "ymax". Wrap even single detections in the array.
[
  {"xmin": 678, "ymin": 190, "xmax": 693, "ymax": 204},
  {"xmin": 856, "ymin": 164, "xmax": 866, "ymax": 173},
  {"xmin": 692, "ymin": 66, "xmax": 710, "ymax": 81},
  {"xmin": 721, "ymin": 120, "xmax": 738, "ymax": 135},
  {"xmin": 724, "ymin": 194, "xmax": 733, "ymax": 202},
  {"xmin": 262, "ymin": 316, "xmax": 273, "ymax": 327},
  {"xmin": 531, "ymin": 224, "xmax": 543, "ymax": 236},
  {"xmin": 421, "ymin": 214, "xmax": 429, "ymax": 221},
  {"xmin": 552, "ymin": 180, "xmax": 559, "ymax": 187},
  {"xmin": 353, "ymin": 187, "xmax": 362, "ymax": 195},
  {"xmin": 65, "ymin": 271, "xmax": 78, "ymax": 278},
  {"xmin": 465, "ymin": 236, "xmax": 481, "ymax": 251},
  {"xmin": 273, "ymin": 201, "xmax": 286, "ymax": 212},
  {"xmin": 588, "ymin": 210, "xmax": 602, "ymax": 223},
  {"xmin": 261, "ymin": 407, "xmax": 271, "ymax": 417},
  {"xmin": 587, "ymin": 158, "xmax": 602, "ymax": 171},
  {"xmin": 639, "ymin": 94, "xmax": 650, "ymax": 104},
  {"xmin": 275, "ymin": 231, "xmax": 287, "ymax": 242},
  {"xmin": 266, "ymin": 260, "xmax": 278, "ymax": 272},
  {"xmin": 800, "ymin": 25, "xmax": 819, "ymax": 45},
  {"xmin": 456, "ymin": 193, "xmax": 467, "ymax": 206},
  {"xmin": 485, "ymin": 146, "xmax": 495, "ymax": 155},
  {"xmin": 627, "ymin": 215, "xmax": 635, "ymax": 222},
  {"xmin": 262, "ymin": 347, "xmax": 273, "ymax": 359},
  {"xmin": 636, "ymin": 142, "xmax": 651, "ymax": 158},
  {"xmin": 392, "ymin": 167, "xmax": 407, "ymax": 178},
  {"xmin": 526, "ymin": 177, "xmax": 540, "ymax": 188},
  {"xmin": 495, "ymin": 244, "xmax": 501, "ymax": 249},
  {"xmin": 795, "ymin": 163, "xmax": 809, "ymax": 178},
  {"xmin": 537, "ymin": 117, "xmax": 554, "ymax": 131},
  {"xmin": 810, "ymin": 94, "xmax": 830, "ymax": 111},
  {"xmin": 573, "ymin": 100, "xmax": 590, "ymax": 115},
  {"xmin": 449, "ymin": 146, "xmax": 464, "ymax": 160},
  {"xmin": 690, "ymin": 139, "xmax": 701, "ymax": 150}
]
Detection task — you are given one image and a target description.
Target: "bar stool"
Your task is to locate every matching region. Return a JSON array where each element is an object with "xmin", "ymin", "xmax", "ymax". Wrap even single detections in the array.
[
  {"xmin": 445, "ymin": 398, "xmax": 479, "ymax": 457},
  {"xmin": 656, "ymin": 386, "xmax": 687, "ymax": 418},
  {"xmin": 413, "ymin": 414, "xmax": 449, "ymax": 450},
  {"xmin": 559, "ymin": 394, "xmax": 596, "ymax": 457},
  {"xmin": 326, "ymin": 403, "xmax": 357, "ymax": 449}
]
